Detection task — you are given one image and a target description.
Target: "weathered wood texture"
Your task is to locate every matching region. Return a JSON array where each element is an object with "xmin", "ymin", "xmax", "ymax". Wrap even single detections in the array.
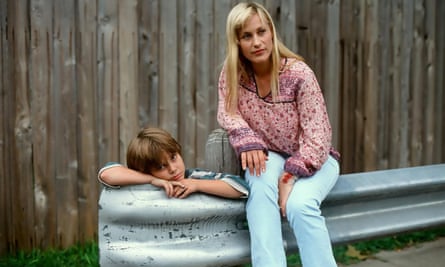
[{"xmin": 0, "ymin": 0, "xmax": 444, "ymax": 255}]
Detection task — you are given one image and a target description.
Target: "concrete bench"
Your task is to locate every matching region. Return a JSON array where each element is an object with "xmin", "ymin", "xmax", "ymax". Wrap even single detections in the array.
[{"xmin": 98, "ymin": 129, "xmax": 445, "ymax": 267}]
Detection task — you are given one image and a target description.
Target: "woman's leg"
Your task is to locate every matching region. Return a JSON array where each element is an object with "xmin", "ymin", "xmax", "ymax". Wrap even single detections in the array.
[
  {"xmin": 245, "ymin": 151, "xmax": 286, "ymax": 267},
  {"xmin": 285, "ymin": 155, "xmax": 339, "ymax": 267}
]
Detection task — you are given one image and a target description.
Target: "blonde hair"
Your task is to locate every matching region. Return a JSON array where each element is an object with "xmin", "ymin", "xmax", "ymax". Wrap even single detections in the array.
[
  {"xmin": 224, "ymin": 2, "xmax": 303, "ymax": 113},
  {"xmin": 126, "ymin": 127, "xmax": 182, "ymax": 174}
]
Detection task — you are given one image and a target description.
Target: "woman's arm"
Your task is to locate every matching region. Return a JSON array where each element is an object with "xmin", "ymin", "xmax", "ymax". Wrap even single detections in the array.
[
  {"xmin": 217, "ymin": 68, "xmax": 268, "ymax": 175},
  {"xmin": 284, "ymin": 62, "xmax": 333, "ymax": 177}
]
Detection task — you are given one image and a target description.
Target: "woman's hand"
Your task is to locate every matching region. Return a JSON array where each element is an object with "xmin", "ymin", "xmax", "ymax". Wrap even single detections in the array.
[
  {"xmin": 278, "ymin": 172, "xmax": 297, "ymax": 217},
  {"xmin": 241, "ymin": 150, "xmax": 268, "ymax": 176}
]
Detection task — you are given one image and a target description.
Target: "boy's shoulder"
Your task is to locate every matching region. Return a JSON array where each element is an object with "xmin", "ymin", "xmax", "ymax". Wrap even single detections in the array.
[
  {"xmin": 185, "ymin": 168, "xmax": 214, "ymax": 179},
  {"xmin": 186, "ymin": 168, "xmax": 242, "ymax": 180}
]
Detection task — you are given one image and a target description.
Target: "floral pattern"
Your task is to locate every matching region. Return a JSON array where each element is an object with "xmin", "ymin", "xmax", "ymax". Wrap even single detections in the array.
[{"xmin": 217, "ymin": 58, "xmax": 339, "ymax": 177}]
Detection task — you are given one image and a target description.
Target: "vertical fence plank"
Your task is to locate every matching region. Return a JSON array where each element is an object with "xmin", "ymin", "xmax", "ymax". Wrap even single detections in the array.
[
  {"xmin": 118, "ymin": 0, "xmax": 139, "ymax": 161},
  {"xmin": 423, "ymin": 0, "xmax": 437, "ymax": 164},
  {"xmin": 362, "ymin": 0, "xmax": 379, "ymax": 171},
  {"xmin": 324, "ymin": 0, "xmax": 340, "ymax": 148},
  {"xmin": 177, "ymin": 0, "xmax": 197, "ymax": 167},
  {"xmin": 410, "ymin": 0, "xmax": 425, "ymax": 166},
  {"xmin": 0, "ymin": 0, "xmax": 9, "ymax": 254},
  {"xmin": 339, "ymin": 0, "xmax": 364, "ymax": 172},
  {"xmin": 158, "ymin": 0, "xmax": 178, "ymax": 135},
  {"xmin": 138, "ymin": 0, "xmax": 159, "ymax": 127},
  {"xmin": 376, "ymin": 0, "xmax": 391, "ymax": 169},
  {"xmin": 97, "ymin": 0, "xmax": 119, "ymax": 164},
  {"xmin": 76, "ymin": 0, "xmax": 99, "ymax": 242},
  {"xmin": 53, "ymin": 0, "xmax": 79, "ymax": 248},
  {"xmin": 195, "ymin": 0, "xmax": 214, "ymax": 167},
  {"xmin": 434, "ymin": 1, "xmax": 445, "ymax": 162},
  {"xmin": 389, "ymin": 0, "xmax": 403, "ymax": 168},
  {"xmin": 9, "ymin": 0, "xmax": 35, "ymax": 251},
  {"xmin": 399, "ymin": 0, "xmax": 414, "ymax": 167},
  {"xmin": 29, "ymin": 0, "xmax": 56, "ymax": 248}
]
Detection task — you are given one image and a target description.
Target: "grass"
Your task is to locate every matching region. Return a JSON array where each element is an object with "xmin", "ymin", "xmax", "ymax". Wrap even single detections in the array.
[
  {"xmin": 0, "ymin": 228, "xmax": 444, "ymax": 267},
  {"xmin": 284, "ymin": 227, "xmax": 445, "ymax": 267},
  {"xmin": 0, "ymin": 241, "xmax": 98, "ymax": 267}
]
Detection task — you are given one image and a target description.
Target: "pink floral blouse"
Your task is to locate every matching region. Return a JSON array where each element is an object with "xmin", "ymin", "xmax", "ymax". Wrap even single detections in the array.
[{"xmin": 217, "ymin": 58, "xmax": 339, "ymax": 177}]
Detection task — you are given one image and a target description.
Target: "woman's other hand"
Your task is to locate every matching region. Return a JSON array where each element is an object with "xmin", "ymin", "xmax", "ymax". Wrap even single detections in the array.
[
  {"xmin": 278, "ymin": 172, "xmax": 296, "ymax": 217},
  {"xmin": 241, "ymin": 150, "xmax": 268, "ymax": 176}
]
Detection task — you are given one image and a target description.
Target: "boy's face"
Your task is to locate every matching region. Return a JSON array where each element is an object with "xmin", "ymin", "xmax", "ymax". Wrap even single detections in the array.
[{"xmin": 150, "ymin": 152, "xmax": 186, "ymax": 181}]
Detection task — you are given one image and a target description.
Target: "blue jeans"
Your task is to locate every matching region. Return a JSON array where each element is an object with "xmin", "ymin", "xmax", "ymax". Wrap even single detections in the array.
[{"xmin": 245, "ymin": 151, "xmax": 339, "ymax": 267}]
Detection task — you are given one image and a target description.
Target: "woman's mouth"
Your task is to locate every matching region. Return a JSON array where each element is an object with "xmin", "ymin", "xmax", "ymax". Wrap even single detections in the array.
[{"xmin": 253, "ymin": 49, "xmax": 265, "ymax": 55}]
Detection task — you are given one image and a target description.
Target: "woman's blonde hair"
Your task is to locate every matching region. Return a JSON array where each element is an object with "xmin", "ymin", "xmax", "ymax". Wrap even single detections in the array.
[
  {"xmin": 224, "ymin": 2, "xmax": 303, "ymax": 113},
  {"xmin": 126, "ymin": 127, "xmax": 182, "ymax": 174}
]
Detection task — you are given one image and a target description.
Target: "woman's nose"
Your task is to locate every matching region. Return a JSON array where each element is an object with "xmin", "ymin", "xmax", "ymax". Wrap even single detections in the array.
[{"xmin": 253, "ymin": 34, "xmax": 261, "ymax": 46}]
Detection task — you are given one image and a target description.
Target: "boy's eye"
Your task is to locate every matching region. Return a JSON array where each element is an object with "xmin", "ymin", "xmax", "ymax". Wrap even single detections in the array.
[
  {"xmin": 157, "ymin": 164, "xmax": 166, "ymax": 170},
  {"xmin": 170, "ymin": 153, "xmax": 177, "ymax": 161}
]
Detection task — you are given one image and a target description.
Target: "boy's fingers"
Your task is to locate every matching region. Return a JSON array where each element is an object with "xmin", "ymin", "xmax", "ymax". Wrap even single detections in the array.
[{"xmin": 170, "ymin": 181, "xmax": 185, "ymax": 188}]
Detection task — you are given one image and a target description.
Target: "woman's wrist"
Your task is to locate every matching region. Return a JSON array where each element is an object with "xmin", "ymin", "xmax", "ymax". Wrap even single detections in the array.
[{"xmin": 282, "ymin": 172, "xmax": 297, "ymax": 184}]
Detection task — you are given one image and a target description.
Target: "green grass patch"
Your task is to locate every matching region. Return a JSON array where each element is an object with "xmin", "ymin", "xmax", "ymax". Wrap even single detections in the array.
[
  {"xmin": 0, "ymin": 241, "xmax": 98, "ymax": 267},
  {"xmin": 332, "ymin": 227, "xmax": 445, "ymax": 265},
  {"xmin": 0, "ymin": 228, "xmax": 444, "ymax": 267},
  {"xmin": 243, "ymin": 227, "xmax": 445, "ymax": 267}
]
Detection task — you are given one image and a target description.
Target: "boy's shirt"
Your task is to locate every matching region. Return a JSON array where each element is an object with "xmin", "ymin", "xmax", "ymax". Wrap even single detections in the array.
[{"xmin": 97, "ymin": 163, "xmax": 249, "ymax": 198}]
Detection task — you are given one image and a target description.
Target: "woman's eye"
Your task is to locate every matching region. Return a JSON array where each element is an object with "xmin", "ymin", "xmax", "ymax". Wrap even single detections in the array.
[
  {"xmin": 241, "ymin": 33, "xmax": 251, "ymax": 40},
  {"xmin": 258, "ymin": 29, "xmax": 266, "ymax": 35}
]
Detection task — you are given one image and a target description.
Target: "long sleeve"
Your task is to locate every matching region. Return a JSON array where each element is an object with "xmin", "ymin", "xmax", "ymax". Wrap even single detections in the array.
[
  {"xmin": 283, "ymin": 65, "xmax": 332, "ymax": 177},
  {"xmin": 217, "ymin": 68, "xmax": 268, "ymax": 156},
  {"xmin": 217, "ymin": 59, "xmax": 335, "ymax": 178}
]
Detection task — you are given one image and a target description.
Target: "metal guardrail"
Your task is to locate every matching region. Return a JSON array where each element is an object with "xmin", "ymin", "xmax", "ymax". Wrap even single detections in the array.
[{"xmin": 98, "ymin": 129, "xmax": 445, "ymax": 267}]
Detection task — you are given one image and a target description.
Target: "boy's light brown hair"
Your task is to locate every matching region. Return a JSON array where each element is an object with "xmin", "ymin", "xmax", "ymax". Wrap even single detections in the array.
[{"xmin": 126, "ymin": 127, "xmax": 182, "ymax": 174}]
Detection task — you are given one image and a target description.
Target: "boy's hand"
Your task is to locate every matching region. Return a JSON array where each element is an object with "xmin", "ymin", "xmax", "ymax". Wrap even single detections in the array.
[
  {"xmin": 151, "ymin": 178, "xmax": 185, "ymax": 198},
  {"xmin": 172, "ymin": 179, "xmax": 198, "ymax": 198}
]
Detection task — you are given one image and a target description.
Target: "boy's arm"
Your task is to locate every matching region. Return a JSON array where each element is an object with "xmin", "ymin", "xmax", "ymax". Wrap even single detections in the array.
[
  {"xmin": 98, "ymin": 163, "xmax": 153, "ymax": 186},
  {"xmin": 98, "ymin": 163, "xmax": 184, "ymax": 197},
  {"xmin": 180, "ymin": 169, "xmax": 249, "ymax": 199},
  {"xmin": 177, "ymin": 179, "xmax": 244, "ymax": 199}
]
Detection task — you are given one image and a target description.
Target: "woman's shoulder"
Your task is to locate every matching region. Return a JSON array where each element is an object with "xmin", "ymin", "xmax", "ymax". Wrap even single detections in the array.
[
  {"xmin": 281, "ymin": 58, "xmax": 316, "ymax": 80},
  {"xmin": 282, "ymin": 57, "xmax": 312, "ymax": 72}
]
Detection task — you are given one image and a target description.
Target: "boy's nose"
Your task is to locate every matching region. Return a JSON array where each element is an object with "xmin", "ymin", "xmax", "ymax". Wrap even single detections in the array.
[{"xmin": 167, "ymin": 163, "xmax": 176, "ymax": 173}]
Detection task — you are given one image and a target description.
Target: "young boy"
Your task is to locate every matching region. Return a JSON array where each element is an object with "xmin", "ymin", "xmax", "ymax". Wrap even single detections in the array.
[{"xmin": 98, "ymin": 127, "xmax": 248, "ymax": 199}]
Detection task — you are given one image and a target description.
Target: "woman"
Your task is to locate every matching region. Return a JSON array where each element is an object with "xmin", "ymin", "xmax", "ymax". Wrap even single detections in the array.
[{"xmin": 217, "ymin": 2, "xmax": 340, "ymax": 267}]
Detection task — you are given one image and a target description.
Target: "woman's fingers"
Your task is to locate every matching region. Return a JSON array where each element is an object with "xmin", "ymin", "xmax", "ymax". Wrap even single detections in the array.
[{"xmin": 242, "ymin": 150, "xmax": 266, "ymax": 176}]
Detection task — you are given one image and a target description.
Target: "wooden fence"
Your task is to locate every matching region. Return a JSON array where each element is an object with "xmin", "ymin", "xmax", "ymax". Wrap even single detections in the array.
[{"xmin": 0, "ymin": 0, "xmax": 444, "ymax": 255}]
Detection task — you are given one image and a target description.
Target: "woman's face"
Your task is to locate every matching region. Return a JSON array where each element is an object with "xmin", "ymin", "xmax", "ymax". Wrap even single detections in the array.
[
  {"xmin": 238, "ymin": 13, "xmax": 273, "ymax": 67},
  {"xmin": 149, "ymin": 152, "xmax": 186, "ymax": 182}
]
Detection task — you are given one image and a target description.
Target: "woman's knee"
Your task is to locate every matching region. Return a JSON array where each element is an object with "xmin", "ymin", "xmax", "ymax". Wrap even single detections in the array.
[{"xmin": 286, "ymin": 196, "xmax": 321, "ymax": 220}]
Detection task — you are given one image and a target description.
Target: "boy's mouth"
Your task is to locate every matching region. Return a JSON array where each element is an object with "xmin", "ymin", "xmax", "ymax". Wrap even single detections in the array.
[{"xmin": 172, "ymin": 173, "xmax": 183, "ymax": 181}]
